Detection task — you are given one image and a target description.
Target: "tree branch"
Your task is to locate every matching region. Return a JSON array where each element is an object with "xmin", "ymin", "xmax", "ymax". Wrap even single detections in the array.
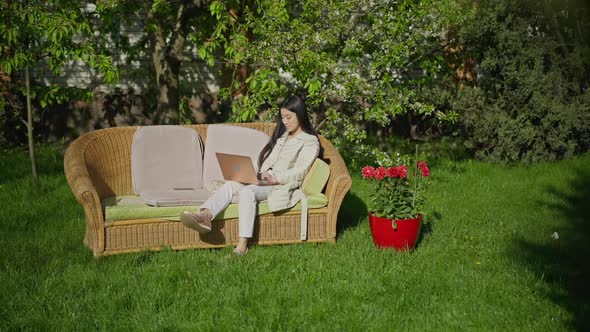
[
  {"xmin": 20, "ymin": 118, "xmax": 30, "ymax": 130},
  {"xmin": 170, "ymin": 1, "xmax": 203, "ymax": 61},
  {"xmin": 316, "ymin": 116, "xmax": 328, "ymax": 132},
  {"xmin": 146, "ymin": 4, "xmax": 167, "ymax": 53},
  {"xmin": 169, "ymin": 3, "xmax": 187, "ymax": 59}
]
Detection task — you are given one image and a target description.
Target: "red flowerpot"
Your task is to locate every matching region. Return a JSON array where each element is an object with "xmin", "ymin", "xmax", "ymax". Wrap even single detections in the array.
[{"xmin": 369, "ymin": 212, "xmax": 422, "ymax": 251}]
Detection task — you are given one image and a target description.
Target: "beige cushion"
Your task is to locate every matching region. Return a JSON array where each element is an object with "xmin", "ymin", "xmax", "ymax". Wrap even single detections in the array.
[
  {"xmin": 131, "ymin": 126, "xmax": 205, "ymax": 204},
  {"xmin": 202, "ymin": 125, "xmax": 269, "ymax": 189}
]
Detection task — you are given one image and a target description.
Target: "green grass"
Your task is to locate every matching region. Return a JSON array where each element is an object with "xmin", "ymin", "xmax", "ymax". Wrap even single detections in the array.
[{"xmin": 1, "ymin": 145, "xmax": 589, "ymax": 330}]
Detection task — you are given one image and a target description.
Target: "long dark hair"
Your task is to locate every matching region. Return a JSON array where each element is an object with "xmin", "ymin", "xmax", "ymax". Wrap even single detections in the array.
[{"xmin": 258, "ymin": 95, "xmax": 321, "ymax": 168}]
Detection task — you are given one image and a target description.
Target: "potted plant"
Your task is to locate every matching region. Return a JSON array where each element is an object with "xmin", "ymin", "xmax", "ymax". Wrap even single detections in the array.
[{"xmin": 361, "ymin": 155, "xmax": 431, "ymax": 251}]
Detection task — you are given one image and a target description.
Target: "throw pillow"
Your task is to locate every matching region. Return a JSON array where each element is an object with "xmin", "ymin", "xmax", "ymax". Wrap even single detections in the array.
[{"xmin": 301, "ymin": 158, "xmax": 330, "ymax": 196}]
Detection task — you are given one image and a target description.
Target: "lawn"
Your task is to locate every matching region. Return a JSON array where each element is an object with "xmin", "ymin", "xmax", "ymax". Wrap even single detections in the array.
[{"xmin": 1, "ymin": 145, "xmax": 588, "ymax": 331}]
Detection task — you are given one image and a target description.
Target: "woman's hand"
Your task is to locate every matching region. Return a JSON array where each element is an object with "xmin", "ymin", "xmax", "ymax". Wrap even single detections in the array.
[{"xmin": 260, "ymin": 172, "xmax": 278, "ymax": 184}]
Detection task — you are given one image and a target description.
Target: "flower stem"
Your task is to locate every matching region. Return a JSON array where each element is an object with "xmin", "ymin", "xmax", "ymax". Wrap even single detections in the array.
[{"xmin": 412, "ymin": 145, "xmax": 418, "ymax": 211}]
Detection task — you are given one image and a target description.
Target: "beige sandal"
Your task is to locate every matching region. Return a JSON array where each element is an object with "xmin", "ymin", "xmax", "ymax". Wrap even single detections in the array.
[
  {"xmin": 233, "ymin": 247, "xmax": 249, "ymax": 255},
  {"xmin": 180, "ymin": 210, "xmax": 212, "ymax": 234},
  {"xmin": 224, "ymin": 247, "xmax": 248, "ymax": 259}
]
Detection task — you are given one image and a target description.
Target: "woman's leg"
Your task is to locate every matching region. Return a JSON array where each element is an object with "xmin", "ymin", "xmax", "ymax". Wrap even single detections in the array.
[
  {"xmin": 200, "ymin": 181, "xmax": 243, "ymax": 217},
  {"xmin": 235, "ymin": 184, "xmax": 273, "ymax": 253},
  {"xmin": 181, "ymin": 181, "xmax": 243, "ymax": 233}
]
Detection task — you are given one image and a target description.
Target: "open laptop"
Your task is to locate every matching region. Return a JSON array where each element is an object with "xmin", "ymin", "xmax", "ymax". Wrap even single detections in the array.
[{"xmin": 215, "ymin": 152, "xmax": 273, "ymax": 185}]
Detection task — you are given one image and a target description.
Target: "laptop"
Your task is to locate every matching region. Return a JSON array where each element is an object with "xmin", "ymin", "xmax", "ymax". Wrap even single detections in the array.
[{"xmin": 215, "ymin": 152, "xmax": 273, "ymax": 185}]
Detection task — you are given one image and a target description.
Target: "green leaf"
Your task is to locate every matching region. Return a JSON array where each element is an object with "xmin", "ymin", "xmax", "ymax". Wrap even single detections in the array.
[{"xmin": 197, "ymin": 48, "xmax": 208, "ymax": 60}]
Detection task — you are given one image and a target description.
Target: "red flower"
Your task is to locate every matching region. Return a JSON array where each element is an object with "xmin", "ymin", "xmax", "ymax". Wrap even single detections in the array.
[
  {"xmin": 362, "ymin": 158, "xmax": 430, "ymax": 221},
  {"xmin": 420, "ymin": 166, "xmax": 430, "ymax": 177},
  {"xmin": 362, "ymin": 166, "xmax": 375, "ymax": 179},
  {"xmin": 398, "ymin": 165, "xmax": 408, "ymax": 178},
  {"xmin": 387, "ymin": 166, "xmax": 398, "ymax": 178},
  {"xmin": 417, "ymin": 161, "xmax": 430, "ymax": 177},
  {"xmin": 375, "ymin": 166, "xmax": 387, "ymax": 180}
]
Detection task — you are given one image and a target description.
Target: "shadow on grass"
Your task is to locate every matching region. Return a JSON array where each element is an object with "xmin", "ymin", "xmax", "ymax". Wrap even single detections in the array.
[
  {"xmin": 414, "ymin": 210, "xmax": 440, "ymax": 249},
  {"xmin": 336, "ymin": 192, "xmax": 367, "ymax": 237},
  {"xmin": 511, "ymin": 165, "xmax": 590, "ymax": 331}
]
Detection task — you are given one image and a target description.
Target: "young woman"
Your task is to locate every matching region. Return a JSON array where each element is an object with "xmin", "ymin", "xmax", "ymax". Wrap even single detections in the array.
[{"xmin": 180, "ymin": 95, "xmax": 321, "ymax": 255}]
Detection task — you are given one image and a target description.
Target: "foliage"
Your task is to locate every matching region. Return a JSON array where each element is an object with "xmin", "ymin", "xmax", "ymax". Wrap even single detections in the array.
[
  {"xmin": 0, "ymin": 0, "xmax": 118, "ymax": 102},
  {"xmin": 446, "ymin": 0, "xmax": 590, "ymax": 163},
  {"xmin": 201, "ymin": 0, "xmax": 464, "ymax": 164},
  {"xmin": 0, "ymin": 0, "xmax": 118, "ymax": 146},
  {"xmin": 361, "ymin": 153, "xmax": 430, "ymax": 220},
  {"xmin": 95, "ymin": 0, "xmax": 207, "ymax": 124},
  {"xmin": 0, "ymin": 0, "xmax": 118, "ymax": 182}
]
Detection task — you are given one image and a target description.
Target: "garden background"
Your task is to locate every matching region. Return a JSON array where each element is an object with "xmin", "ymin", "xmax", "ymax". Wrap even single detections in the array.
[{"xmin": 1, "ymin": 0, "xmax": 589, "ymax": 330}]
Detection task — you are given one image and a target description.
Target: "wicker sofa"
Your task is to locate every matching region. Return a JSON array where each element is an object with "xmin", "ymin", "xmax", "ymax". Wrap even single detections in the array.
[{"xmin": 64, "ymin": 122, "xmax": 352, "ymax": 257}]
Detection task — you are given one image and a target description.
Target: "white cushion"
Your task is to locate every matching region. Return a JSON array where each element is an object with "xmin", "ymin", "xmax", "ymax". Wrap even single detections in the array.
[
  {"xmin": 132, "ymin": 125, "xmax": 204, "ymax": 196},
  {"xmin": 202, "ymin": 124, "xmax": 269, "ymax": 189}
]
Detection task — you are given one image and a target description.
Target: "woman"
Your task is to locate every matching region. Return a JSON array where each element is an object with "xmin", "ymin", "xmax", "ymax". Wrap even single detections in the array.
[{"xmin": 180, "ymin": 95, "xmax": 321, "ymax": 255}]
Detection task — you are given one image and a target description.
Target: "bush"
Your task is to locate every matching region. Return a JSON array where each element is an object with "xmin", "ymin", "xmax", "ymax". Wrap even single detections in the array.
[{"xmin": 448, "ymin": 0, "xmax": 590, "ymax": 163}]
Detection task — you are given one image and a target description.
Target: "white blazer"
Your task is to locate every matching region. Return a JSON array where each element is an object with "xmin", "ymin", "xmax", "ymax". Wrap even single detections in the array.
[
  {"xmin": 260, "ymin": 131, "xmax": 320, "ymax": 186},
  {"xmin": 259, "ymin": 130, "xmax": 320, "ymax": 240},
  {"xmin": 205, "ymin": 130, "xmax": 319, "ymax": 240}
]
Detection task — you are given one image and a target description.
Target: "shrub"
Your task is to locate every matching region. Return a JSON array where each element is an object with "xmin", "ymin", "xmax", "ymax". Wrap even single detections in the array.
[{"xmin": 448, "ymin": 0, "xmax": 590, "ymax": 163}]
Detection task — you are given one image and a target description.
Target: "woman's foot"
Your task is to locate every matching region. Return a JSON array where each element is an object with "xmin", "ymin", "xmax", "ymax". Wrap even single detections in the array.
[
  {"xmin": 234, "ymin": 237, "xmax": 249, "ymax": 254},
  {"xmin": 224, "ymin": 246, "xmax": 248, "ymax": 259},
  {"xmin": 232, "ymin": 247, "xmax": 249, "ymax": 255},
  {"xmin": 180, "ymin": 209, "xmax": 213, "ymax": 234},
  {"xmin": 224, "ymin": 237, "xmax": 249, "ymax": 257}
]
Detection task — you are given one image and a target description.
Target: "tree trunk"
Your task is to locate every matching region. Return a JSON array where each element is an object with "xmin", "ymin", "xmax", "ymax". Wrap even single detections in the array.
[
  {"xmin": 408, "ymin": 112, "xmax": 419, "ymax": 140},
  {"xmin": 25, "ymin": 65, "xmax": 38, "ymax": 183},
  {"xmin": 146, "ymin": 1, "xmax": 205, "ymax": 124},
  {"xmin": 220, "ymin": 5, "xmax": 253, "ymax": 103},
  {"xmin": 152, "ymin": 46, "xmax": 181, "ymax": 124},
  {"xmin": 148, "ymin": 2, "xmax": 194, "ymax": 125}
]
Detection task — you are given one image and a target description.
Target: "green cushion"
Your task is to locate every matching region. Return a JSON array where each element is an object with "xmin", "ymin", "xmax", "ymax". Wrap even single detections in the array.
[
  {"xmin": 102, "ymin": 194, "xmax": 328, "ymax": 222},
  {"xmin": 301, "ymin": 158, "xmax": 330, "ymax": 195}
]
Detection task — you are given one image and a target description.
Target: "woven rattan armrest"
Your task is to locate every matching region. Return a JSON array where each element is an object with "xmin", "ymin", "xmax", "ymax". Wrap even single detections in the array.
[
  {"xmin": 319, "ymin": 136, "xmax": 352, "ymax": 240},
  {"xmin": 64, "ymin": 134, "xmax": 105, "ymax": 255}
]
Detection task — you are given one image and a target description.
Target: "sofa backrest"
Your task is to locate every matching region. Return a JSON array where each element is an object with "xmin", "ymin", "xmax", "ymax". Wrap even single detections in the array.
[
  {"xmin": 131, "ymin": 125, "xmax": 205, "ymax": 194},
  {"xmin": 201, "ymin": 124, "xmax": 270, "ymax": 189},
  {"xmin": 73, "ymin": 123, "xmax": 349, "ymax": 200}
]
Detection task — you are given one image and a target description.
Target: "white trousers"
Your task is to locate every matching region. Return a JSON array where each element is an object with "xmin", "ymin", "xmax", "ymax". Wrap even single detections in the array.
[{"xmin": 200, "ymin": 181, "xmax": 273, "ymax": 238}]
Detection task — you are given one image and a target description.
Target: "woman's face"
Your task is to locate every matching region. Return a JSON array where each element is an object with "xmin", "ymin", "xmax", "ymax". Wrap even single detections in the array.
[{"xmin": 280, "ymin": 108, "xmax": 301, "ymax": 134}]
